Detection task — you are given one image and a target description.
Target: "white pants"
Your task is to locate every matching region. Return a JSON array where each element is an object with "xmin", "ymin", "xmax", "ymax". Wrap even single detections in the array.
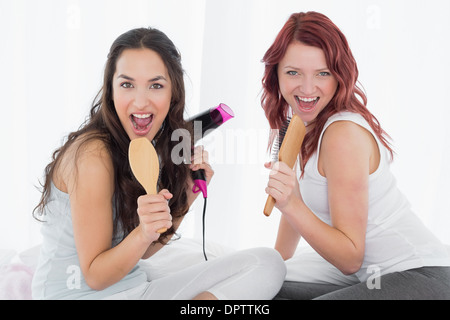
[
  {"xmin": 285, "ymin": 246, "xmax": 359, "ymax": 286},
  {"xmin": 104, "ymin": 247, "xmax": 286, "ymax": 300}
]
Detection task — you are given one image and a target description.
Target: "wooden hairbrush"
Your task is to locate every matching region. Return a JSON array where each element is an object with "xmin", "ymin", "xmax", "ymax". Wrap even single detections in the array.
[
  {"xmin": 129, "ymin": 137, "xmax": 166, "ymax": 234},
  {"xmin": 263, "ymin": 114, "xmax": 306, "ymax": 217}
]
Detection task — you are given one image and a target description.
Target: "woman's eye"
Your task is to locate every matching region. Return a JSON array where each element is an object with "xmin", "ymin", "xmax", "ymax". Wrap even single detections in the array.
[
  {"xmin": 120, "ymin": 82, "xmax": 134, "ymax": 89},
  {"xmin": 150, "ymin": 83, "xmax": 163, "ymax": 89},
  {"xmin": 318, "ymin": 71, "xmax": 331, "ymax": 77},
  {"xmin": 287, "ymin": 71, "xmax": 298, "ymax": 76}
]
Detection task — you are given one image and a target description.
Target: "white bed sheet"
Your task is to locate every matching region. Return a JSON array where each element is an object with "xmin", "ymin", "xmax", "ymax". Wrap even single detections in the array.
[
  {"xmin": 0, "ymin": 237, "xmax": 234, "ymax": 300},
  {"xmin": 0, "ymin": 245, "xmax": 39, "ymax": 300},
  {"xmin": 3, "ymin": 239, "xmax": 449, "ymax": 300}
]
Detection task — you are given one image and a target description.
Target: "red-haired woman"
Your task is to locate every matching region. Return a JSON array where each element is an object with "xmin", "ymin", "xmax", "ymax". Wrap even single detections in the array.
[{"xmin": 263, "ymin": 11, "xmax": 450, "ymax": 299}]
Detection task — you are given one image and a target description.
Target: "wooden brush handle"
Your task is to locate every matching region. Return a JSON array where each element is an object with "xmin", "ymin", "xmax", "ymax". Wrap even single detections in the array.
[
  {"xmin": 264, "ymin": 196, "xmax": 276, "ymax": 217},
  {"xmin": 264, "ymin": 115, "xmax": 306, "ymax": 217}
]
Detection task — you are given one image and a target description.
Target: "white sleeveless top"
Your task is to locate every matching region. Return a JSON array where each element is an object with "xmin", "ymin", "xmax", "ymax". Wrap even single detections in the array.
[
  {"xmin": 299, "ymin": 112, "xmax": 450, "ymax": 282},
  {"xmin": 32, "ymin": 183, "xmax": 147, "ymax": 299}
]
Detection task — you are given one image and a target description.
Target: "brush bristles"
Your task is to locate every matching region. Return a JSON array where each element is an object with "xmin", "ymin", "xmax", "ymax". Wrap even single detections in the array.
[
  {"xmin": 264, "ymin": 114, "xmax": 306, "ymax": 217},
  {"xmin": 271, "ymin": 116, "xmax": 291, "ymax": 161}
]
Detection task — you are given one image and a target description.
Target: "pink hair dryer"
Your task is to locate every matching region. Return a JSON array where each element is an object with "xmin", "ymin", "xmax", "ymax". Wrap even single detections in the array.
[{"xmin": 188, "ymin": 103, "xmax": 234, "ymax": 198}]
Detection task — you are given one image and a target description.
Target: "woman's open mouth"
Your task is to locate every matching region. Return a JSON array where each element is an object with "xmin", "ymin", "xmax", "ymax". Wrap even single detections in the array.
[
  {"xmin": 130, "ymin": 113, "xmax": 154, "ymax": 136},
  {"xmin": 295, "ymin": 96, "xmax": 319, "ymax": 113}
]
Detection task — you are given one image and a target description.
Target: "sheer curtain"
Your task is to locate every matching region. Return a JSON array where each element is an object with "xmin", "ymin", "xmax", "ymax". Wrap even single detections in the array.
[{"xmin": 1, "ymin": 0, "xmax": 449, "ymax": 253}]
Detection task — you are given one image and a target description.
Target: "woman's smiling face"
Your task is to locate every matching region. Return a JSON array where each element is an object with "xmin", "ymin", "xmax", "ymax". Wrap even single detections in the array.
[
  {"xmin": 113, "ymin": 48, "xmax": 172, "ymax": 141},
  {"xmin": 277, "ymin": 41, "xmax": 338, "ymax": 125}
]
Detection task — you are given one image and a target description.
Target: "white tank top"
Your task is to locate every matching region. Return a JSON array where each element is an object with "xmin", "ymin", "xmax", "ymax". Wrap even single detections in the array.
[
  {"xmin": 32, "ymin": 183, "xmax": 147, "ymax": 299},
  {"xmin": 299, "ymin": 111, "xmax": 450, "ymax": 282}
]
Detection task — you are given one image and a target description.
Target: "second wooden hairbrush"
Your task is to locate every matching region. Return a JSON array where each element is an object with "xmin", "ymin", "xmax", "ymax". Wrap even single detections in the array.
[{"xmin": 263, "ymin": 114, "xmax": 306, "ymax": 217}]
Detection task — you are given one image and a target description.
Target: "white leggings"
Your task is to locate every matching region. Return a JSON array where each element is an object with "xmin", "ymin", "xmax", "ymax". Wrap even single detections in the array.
[{"xmin": 105, "ymin": 247, "xmax": 286, "ymax": 300}]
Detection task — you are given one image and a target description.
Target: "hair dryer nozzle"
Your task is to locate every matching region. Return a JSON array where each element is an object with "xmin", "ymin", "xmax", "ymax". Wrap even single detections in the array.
[
  {"xmin": 211, "ymin": 103, "xmax": 234, "ymax": 126},
  {"xmin": 189, "ymin": 103, "xmax": 234, "ymax": 142}
]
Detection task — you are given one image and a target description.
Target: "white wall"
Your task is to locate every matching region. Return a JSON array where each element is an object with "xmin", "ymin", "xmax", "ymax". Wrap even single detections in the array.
[{"xmin": 1, "ymin": 0, "xmax": 449, "ymax": 253}]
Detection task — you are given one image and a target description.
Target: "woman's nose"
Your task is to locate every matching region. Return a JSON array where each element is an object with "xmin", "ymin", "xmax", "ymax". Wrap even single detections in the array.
[
  {"xmin": 299, "ymin": 77, "xmax": 316, "ymax": 96},
  {"xmin": 133, "ymin": 90, "xmax": 149, "ymax": 109}
]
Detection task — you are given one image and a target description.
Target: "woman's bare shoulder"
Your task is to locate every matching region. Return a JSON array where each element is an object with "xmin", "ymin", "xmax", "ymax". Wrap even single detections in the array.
[{"xmin": 54, "ymin": 132, "xmax": 112, "ymax": 193}]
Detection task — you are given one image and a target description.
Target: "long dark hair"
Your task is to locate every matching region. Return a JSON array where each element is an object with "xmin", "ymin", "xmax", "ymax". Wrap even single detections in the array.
[
  {"xmin": 33, "ymin": 28, "xmax": 192, "ymax": 244},
  {"xmin": 262, "ymin": 12, "xmax": 393, "ymax": 167}
]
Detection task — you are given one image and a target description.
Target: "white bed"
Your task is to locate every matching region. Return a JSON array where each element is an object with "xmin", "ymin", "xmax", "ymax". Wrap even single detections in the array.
[
  {"xmin": 0, "ymin": 245, "xmax": 38, "ymax": 299},
  {"xmin": 0, "ymin": 237, "xmax": 233, "ymax": 300},
  {"xmin": 3, "ymin": 240, "xmax": 449, "ymax": 300}
]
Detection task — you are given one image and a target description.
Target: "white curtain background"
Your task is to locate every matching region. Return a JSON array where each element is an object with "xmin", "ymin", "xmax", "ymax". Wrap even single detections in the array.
[{"xmin": 1, "ymin": 0, "xmax": 449, "ymax": 253}]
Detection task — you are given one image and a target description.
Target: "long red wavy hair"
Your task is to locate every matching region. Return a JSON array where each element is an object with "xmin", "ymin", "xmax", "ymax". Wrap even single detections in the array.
[{"xmin": 261, "ymin": 11, "xmax": 393, "ymax": 167}]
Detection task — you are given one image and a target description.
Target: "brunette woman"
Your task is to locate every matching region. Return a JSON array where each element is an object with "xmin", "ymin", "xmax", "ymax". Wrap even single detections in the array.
[{"xmin": 32, "ymin": 27, "xmax": 286, "ymax": 300}]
